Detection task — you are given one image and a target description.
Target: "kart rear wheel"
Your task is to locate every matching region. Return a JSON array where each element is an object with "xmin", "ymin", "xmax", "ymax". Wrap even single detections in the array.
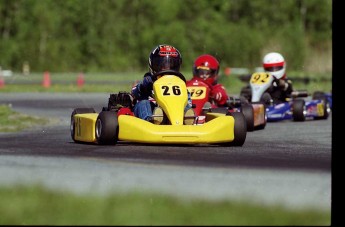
[
  {"xmin": 241, "ymin": 104, "xmax": 254, "ymax": 132},
  {"xmin": 239, "ymin": 96, "xmax": 250, "ymax": 105},
  {"xmin": 239, "ymin": 86, "xmax": 251, "ymax": 102},
  {"xmin": 312, "ymin": 91, "xmax": 325, "ymax": 100},
  {"xmin": 292, "ymin": 99, "xmax": 306, "ymax": 122},
  {"xmin": 70, "ymin": 108, "xmax": 96, "ymax": 142},
  {"xmin": 95, "ymin": 111, "xmax": 119, "ymax": 145},
  {"xmin": 314, "ymin": 96, "xmax": 330, "ymax": 120},
  {"xmin": 260, "ymin": 92, "xmax": 273, "ymax": 107},
  {"xmin": 208, "ymin": 107, "xmax": 228, "ymax": 114},
  {"xmin": 226, "ymin": 112, "xmax": 247, "ymax": 146}
]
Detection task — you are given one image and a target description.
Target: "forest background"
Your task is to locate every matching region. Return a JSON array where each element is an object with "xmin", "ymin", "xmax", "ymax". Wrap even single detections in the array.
[{"xmin": 0, "ymin": 0, "xmax": 332, "ymax": 75}]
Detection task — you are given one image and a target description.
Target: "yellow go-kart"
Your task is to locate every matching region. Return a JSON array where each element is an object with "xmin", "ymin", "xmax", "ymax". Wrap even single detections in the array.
[{"xmin": 70, "ymin": 70, "xmax": 247, "ymax": 146}]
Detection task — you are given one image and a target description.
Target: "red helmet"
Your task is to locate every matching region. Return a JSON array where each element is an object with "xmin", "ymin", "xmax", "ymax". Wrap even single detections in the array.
[{"xmin": 192, "ymin": 54, "xmax": 219, "ymax": 85}]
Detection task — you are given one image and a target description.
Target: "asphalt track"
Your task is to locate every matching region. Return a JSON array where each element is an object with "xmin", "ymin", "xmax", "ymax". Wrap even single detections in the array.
[{"xmin": 0, "ymin": 93, "xmax": 332, "ymax": 211}]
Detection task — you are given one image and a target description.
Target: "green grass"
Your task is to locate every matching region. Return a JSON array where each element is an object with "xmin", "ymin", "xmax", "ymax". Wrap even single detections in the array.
[
  {"xmin": 0, "ymin": 105, "xmax": 50, "ymax": 132},
  {"xmin": 0, "ymin": 185, "xmax": 330, "ymax": 225},
  {"xmin": 0, "ymin": 71, "xmax": 332, "ymax": 94}
]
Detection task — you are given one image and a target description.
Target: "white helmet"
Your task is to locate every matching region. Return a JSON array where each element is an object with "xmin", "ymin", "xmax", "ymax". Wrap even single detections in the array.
[{"xmin": 262, "ymin": 52, "xmax": 286, "ymax": 80}]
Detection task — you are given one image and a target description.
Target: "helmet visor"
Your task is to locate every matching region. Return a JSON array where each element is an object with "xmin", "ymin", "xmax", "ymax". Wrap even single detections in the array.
[
  {"xmin": 264, "ymin": 66, "xmax": 284, "ymax": 72},
  {"xmin": 151, "ymin": 56, "xmax": 181, "ymax": 73},
  {"xmin": 195, "ymin": 66, "xmax": 217, "ymax": 80}
]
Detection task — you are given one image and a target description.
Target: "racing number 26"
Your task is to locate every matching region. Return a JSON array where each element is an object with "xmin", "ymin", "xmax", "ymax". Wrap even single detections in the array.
[{"xmin": 161, "ymin": 85, "xmax": 181, "ymax": 96}]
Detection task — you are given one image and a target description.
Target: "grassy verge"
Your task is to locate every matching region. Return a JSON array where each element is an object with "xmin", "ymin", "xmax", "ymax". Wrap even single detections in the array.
[
  {"xmin": 0, "ymin": 185, "xmax": 330, "ymax": 225},
  {"xmin": 0, "ymin": 84, "xmax": 134, "ymax": 93},
  {"xmin": 0, "ymin": 105, "xmax": 50, "ymax": 132},
  {"xmin": 0, "ymin": 71, "xmax": 332, "ymax": 94}
]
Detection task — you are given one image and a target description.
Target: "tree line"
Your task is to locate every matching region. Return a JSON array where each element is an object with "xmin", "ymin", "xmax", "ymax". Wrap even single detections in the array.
[{"xmin": 0, "ymin": 0, "xmax": 332, "ymax": 73}]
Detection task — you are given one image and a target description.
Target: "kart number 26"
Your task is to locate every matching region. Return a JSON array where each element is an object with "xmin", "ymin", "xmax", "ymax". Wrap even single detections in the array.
[{"xmin": 161, "ymin": 85, "xmax": 181, "ymax": 96}]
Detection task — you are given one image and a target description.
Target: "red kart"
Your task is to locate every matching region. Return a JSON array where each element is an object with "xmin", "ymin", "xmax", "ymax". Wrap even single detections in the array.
[{"xmin": 186, "ymin": 79, "xmax": 267, "ymax": 131}]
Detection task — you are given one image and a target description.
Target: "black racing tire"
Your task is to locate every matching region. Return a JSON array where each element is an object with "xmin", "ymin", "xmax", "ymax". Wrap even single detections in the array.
[
  {"xmin": 226, "ymin": 112, "xmax": 247, "ymax": 146},
  {"xmin": 209, "ymin": 107, "xmax": 228, "ymax": 114},
  {"xmin": 239, "ymin": 95, "xmax": 250, "ymax": 105},
  {"xmin": 260, "ymin": 92, "xmax": 272, "ymax": 107},
  {"xmin": 241, "ymin": 104, "xmax": 254, "ymax": 132},
  {"xmin": 239, "ymin": 86, "xmax": 252, "ymax": 102},
  {"xmin": 292, "ymin": 99, "xmax": 306, "ymax": 122},
  {"xmin": 70, "ymin": 108, "xmax": 96, "ymax": 142},
  {"xmin": 314, "ymin": 96, "xmax": 329, "ymax": 120},
  {"xmin": 312, "ymin": 91, "xmax": 325, "ymax": 100},
  {"xmin": 312, "ymin": 91, "xmax": 329, "ymax": 120},
  {"xmin": 95, "ymin": 111, "xmax": 119, "ymax": 145}
]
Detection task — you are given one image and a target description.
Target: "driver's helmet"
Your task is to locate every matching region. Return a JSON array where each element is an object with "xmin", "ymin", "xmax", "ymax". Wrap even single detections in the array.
[
  {"xmin": 192, "ymin": 54, "xmax": 219, "ymax": 86},
  {"xmin": 262, "ymin": 52, "xmax": 286, "ymax": 80},
  {"xmin": 148, "ymin": 44, "xmax": 182, "ymax": 76}
]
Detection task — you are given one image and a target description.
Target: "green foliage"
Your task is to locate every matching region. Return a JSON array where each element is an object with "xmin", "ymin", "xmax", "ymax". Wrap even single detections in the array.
[
  {"xmin": 0, "ymin": 0, "xmax": 332, "ymax": 73},
  {"xmin": 0, "ymin": 185, "xmax": 330, "ymax": 225}
]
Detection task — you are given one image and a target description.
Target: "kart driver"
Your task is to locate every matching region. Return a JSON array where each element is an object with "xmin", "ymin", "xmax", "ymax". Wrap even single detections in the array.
[
  {"xmin": 131, "ymin": 44, "xmax": 193, "ymax": 122},
  {"xmin": 187, "ymin": 54, "xmax": 229, "ymax": 106},
  {"xmin": 262, "ymin": 52, "xmax": 293, "ymax": 104}
]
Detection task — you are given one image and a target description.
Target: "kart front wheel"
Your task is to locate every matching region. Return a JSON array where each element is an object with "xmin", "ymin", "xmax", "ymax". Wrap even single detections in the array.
[
  {"xmin": 95, "ymin": 111, "xmax": 119, "ymax": 145},
  {"xmin": 70, "ymin": 108, "xmax": 96, "ymax": 142},
  {"xmin": 292, "ymin": 99, "xmax": 306, "ymax": 122}
]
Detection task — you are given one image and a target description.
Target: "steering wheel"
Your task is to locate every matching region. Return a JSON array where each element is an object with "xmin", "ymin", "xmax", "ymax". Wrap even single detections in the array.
[{"xmin": 153, "ymin": 70, "xmax": 186, "ymax": 83}]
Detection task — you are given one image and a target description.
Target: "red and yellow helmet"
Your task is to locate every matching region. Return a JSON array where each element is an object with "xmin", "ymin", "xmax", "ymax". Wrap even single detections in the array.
[{"xmin": 192, "ymin": 54, "xmax": 219, "ymax": 86}]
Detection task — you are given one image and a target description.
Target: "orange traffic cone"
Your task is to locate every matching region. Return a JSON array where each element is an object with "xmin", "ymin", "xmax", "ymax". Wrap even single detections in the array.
[
  {"xmin": 224, "ymin": 67, "xmax": 231, "ymax": 76},
  {"xmin": 42, "ymin": 71, "xmax": 51, "ymax": 88},
  {"xmin": 0, "ymin": 75, "xmax": 4, "ymax": 88},
  {"xmin": 77, "ymin": 73, "xmax": 85, "ymax": 87}
]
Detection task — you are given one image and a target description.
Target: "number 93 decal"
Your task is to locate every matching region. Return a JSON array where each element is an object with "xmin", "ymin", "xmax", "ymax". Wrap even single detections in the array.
[{"xmin": 250, "ymin": 72, "xmax": 271, "ymax": 85}]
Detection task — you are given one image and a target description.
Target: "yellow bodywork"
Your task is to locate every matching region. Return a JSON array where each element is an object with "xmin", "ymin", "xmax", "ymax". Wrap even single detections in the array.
[
  {"xmin": 72, "ymin": 113, "xmax": 235, "ymax": 144},
  {"xmin": 118, "ymin": 114, "xmax": 234, "ymax": 144},
  {"xmin": 153, "ymin": 75, "xmax": 188, "ymax": 125},
  {"xmin": 72, "ymin": 75, "xmax": 238, "ymax": 144},
  {"xmin": 73, "ymin": 113, "xmax": 98, "ymax": 142}
]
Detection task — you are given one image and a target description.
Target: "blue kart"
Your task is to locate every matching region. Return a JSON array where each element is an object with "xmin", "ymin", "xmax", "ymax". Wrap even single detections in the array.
[
  {"xmin": 265, "ymin": 95, "xmax": 330, "ymax": 122},
  {"xmin": 240, "ymin": 72, "xmax": 331, "ymax": 122}
]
